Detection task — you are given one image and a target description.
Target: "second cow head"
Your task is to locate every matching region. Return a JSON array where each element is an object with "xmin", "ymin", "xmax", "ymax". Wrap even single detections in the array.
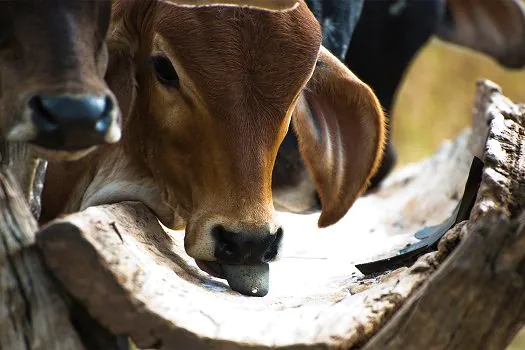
[{"xmin": 0, "ymin": 1, "xmax": 122, "ymax": 159}]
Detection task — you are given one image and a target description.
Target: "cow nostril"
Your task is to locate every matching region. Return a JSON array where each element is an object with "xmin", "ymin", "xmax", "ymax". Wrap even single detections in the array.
[
  {"xmin": 28, "ymin": 96, "xmax": 58, "ymax": 130},
  {"xmin": 262, "ymin": 251, "xmax": 275, "ymax": 263},
  {"xmin": 95, "ymin": 96, "xmax": 114, "ymax": 132},
  {"xmin": 213, "ymin": 225, "xmax": 243, "ymax": 263},
  {"xmin": 217, "ymin": 240, "xmax": 236, "ymax": 258},
  {"xmin": 262, "ymin": 228, "xmax": 283, "ymax": 263}
]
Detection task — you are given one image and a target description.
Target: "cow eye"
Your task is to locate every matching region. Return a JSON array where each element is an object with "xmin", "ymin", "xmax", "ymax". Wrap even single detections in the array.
[{"xmin": 148, "ymin": 54, "xmax": 179, "ymax": 88}]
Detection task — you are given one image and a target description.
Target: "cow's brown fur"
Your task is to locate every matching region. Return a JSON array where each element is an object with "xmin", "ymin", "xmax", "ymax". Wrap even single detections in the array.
[{"xmin": 42, "ymin": 1, "xmax": 385, "ymax": 262}]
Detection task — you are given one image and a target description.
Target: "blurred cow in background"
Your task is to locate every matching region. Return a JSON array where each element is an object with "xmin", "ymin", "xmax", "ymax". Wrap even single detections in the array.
[{"xmin": 272, "ymin": 0, "xmax": 525, "ymax": 214}]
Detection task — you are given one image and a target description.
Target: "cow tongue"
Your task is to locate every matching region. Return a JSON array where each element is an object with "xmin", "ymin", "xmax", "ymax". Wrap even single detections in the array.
[{"xmin": 222, "ymin": 263, "xmax": 269, "ymax": 297}]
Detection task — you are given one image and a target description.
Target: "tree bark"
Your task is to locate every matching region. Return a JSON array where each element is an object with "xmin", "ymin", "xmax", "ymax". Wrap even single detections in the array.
[
  {"xmin": 0, "ymin": 143, "xmax": 124, "ymax": 350},
  {"xmin": 0, "ymin": 168, "xmax": 84, "ymax": 350},
  {"xmin": 363, "ymin": 79, "xmax": 525, "ymax": 350},
  {"xmin": 362, "ymin": 213, "xmax": 525, "ymax": 350}
]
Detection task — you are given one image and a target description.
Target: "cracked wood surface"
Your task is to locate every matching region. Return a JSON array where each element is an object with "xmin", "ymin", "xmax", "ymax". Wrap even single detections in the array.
[{"xmin": 35, "ymin": 80, "xmax": 525, "ymax": 349}]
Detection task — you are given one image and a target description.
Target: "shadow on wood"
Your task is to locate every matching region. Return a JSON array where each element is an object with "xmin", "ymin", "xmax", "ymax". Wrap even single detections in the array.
[{"xmin": 35, "ymin": 80, "xmax": 525, "ymax": 349}]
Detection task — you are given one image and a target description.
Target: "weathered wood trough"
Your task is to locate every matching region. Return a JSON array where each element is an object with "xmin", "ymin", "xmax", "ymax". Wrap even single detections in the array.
[{"xmin": 3, "ymin": 80, "xmax": 525, "ymax": 350}]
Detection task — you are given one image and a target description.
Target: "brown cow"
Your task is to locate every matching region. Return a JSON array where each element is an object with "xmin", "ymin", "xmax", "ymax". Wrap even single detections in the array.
[{"xmin": 41, "ymin": 0, "xmax": 385, "ymax": 295}]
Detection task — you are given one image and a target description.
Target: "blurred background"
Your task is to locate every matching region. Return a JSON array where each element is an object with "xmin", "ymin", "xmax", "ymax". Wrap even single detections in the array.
[
  {"xmin": 392, "ymin": 38, "xmax": 525, "ymax": 165},
  {"xmin": 390, "ymin": 37, "xmax": 525, "ymax": 349}
]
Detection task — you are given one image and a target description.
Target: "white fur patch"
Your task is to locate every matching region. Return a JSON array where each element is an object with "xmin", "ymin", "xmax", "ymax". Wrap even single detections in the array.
[
  {"xmin": 7, "ymin": 122, "xmax": 37, "ymax": 142},
  {"xmin": 103, "ymin": 113, "xmax": 122, "ymax": 144}
]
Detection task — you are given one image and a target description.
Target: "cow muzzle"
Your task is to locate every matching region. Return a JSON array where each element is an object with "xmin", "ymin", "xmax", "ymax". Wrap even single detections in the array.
[
  {"xmin": 14, "ymin": 93, "xmax": 121, "ymax": 153},
  {"xmin": 190, "ymin": 219, "xmax": 283, "ymax": 297},
  {"xmin": 213, "ymin": 225, "xmax": 283, "ymax": 264}
]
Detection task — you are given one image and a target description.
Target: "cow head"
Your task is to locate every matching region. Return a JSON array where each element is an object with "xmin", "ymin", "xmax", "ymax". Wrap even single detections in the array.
[
  {"xmin": 0, "ymin": 1, "xmax": 121, "ymax": 160},
  {"xmin": 96, "ymin": 0, "xmax": 384, "ymax": 285}
]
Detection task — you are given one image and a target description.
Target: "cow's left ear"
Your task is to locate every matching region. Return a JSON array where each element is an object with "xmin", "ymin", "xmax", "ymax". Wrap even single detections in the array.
[
  {"xmin": 437, "ymin": 0, "xmax": 525, "ymax": 69},
  {"xmin": 158, "ymin": 0, "xmax": 299, "ymax": 11},
  {"xmin": 293, "ymin": 46, "xmax": 386, "ymax": 228}
]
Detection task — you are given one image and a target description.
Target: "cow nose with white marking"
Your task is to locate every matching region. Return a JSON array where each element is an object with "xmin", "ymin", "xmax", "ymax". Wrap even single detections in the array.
[{"xmin": 29, "ymin": 94, "xmax": 118, "ymax": 151}]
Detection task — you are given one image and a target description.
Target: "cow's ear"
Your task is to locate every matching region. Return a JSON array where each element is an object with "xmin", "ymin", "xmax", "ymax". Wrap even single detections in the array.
[
  {"xmin": 158, "ymin": 0, "xmax": 299, "ymax": 11},
  {"xmin": 293, "ymin": 46, "xmax": 386, "ymax": 228},
  {"xmin": 105, "ymin": 43, "xmax": 136, "ymax": 123},
  {"xmin": 437, "ymin": 0, "xmax": 525, "ymax": 69}
]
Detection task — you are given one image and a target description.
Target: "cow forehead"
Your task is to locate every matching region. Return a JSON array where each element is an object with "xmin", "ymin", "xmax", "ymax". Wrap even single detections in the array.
[{"xmin": 154, "ymin": 3, "xmax": 321, "ymax": 118}]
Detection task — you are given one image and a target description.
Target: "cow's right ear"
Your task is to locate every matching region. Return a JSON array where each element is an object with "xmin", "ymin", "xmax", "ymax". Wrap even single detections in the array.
[
  {"xmin": 105, "ymin": 44, "xmax": 136, "ymax": 122},
  {"xmin": 437, "ymin": 0, "xmax": 525, "ymax": 69},
  {"xmin": 292, "ymin": 47, "xmax": 386, "ymax": 228},
  {"xmin": 159, "ymin": 0, "xmax": 299, "ymax": 11}
]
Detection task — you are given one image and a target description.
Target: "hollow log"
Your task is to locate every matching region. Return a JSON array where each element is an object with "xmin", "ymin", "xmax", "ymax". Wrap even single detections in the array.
[{"xmin": 35, "ymin": 79, "xmax": 525, "ymax": 349}]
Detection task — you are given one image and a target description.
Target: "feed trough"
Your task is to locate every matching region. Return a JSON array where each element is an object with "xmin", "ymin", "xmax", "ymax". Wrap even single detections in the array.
[{"xmin": 3, "ymin": 80, "xmax": 525, "ymax": 350}]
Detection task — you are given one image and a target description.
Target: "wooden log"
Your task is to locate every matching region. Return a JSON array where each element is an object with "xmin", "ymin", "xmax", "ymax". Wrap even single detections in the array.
[
  {"xmin": 0, "ymin": 168, "xmax": 84, "ymax": 350},
  {"xmin": 34, "ymin": 131, "xmax": 474, "ymax": 349},
  {"xmin": 35, "ymin": 79, "xmax": 525, "ymax": 349},
  {"xmin": 362, "ymin": 213, "xmax": 525, "ymax": 350},
  {"xmin": 363, "ymin": 79, "xmax": 525, "ymax": 349}
]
